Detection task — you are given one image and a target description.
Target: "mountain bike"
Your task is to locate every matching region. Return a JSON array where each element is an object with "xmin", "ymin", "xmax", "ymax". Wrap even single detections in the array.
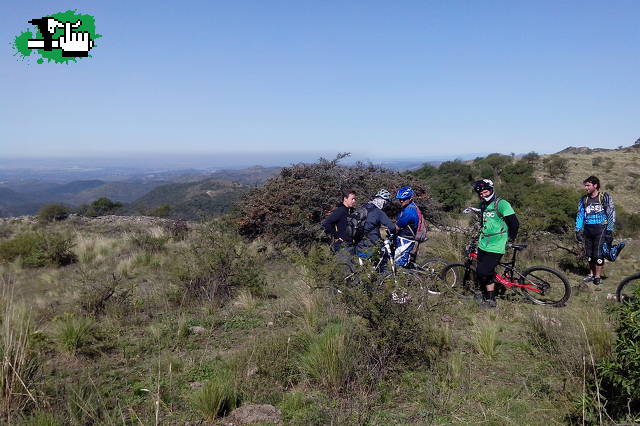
[
  {"xmin": 615, "ymin": 272, "xmax": 640, "ymax": 302},
  {"xmin": 343, "ymin": 231, "xmax": 449, "ymax": 308},
  {"xmin": 439, "ymin": 237, "xmax": 571, "ymax": 306}
]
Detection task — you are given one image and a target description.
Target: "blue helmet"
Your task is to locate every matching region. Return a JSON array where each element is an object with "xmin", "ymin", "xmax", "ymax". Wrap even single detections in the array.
[{"xmin": 395, "ymin": 186, "xmax": 414, "ymax": 200}]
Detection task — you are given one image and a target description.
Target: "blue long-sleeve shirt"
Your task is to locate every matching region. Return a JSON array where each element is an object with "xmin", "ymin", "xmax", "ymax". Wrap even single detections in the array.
[
  {"xmin": 396, "ymin": 202, "xmax": 419, "ymax": 238},
  {"xmin": 575, "ymin": 192, "xmax": 615, "ymax": 231}
]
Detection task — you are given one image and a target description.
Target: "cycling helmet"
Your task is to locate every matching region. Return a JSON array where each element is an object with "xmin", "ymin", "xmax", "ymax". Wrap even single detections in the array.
[
  {"xmin": 472, "ymin": 179, "xmax": 494, "ymax": 194},
  {"xmin": 395, "ymin": 186, "xmax": 414, "ymax": 200},
  {"xmin": 375, "ymin": 189, "xmax": 392, "ymax": 201}
]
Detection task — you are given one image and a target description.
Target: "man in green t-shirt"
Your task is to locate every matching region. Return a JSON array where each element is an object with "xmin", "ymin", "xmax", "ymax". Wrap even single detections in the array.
[{"xmin": 472, "ymin": 179, "xmax": 520, "ymax": 308}]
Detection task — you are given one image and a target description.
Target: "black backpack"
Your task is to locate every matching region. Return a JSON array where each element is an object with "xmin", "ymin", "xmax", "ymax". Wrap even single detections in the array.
[{"xmin": 346, "ymin": 205, "xmax": 373, "ymax": 243}]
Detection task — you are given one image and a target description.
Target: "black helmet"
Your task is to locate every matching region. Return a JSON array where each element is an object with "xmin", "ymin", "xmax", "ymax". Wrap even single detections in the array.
[{"xmin": 473, "ymin": 179, "xmax": 494, "ymax": 194}]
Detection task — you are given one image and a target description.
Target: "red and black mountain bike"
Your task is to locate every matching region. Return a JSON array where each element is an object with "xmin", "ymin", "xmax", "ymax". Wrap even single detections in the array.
[{"xmin": 438, "ymin": 238, "xmax": 571, "ymax": 307}]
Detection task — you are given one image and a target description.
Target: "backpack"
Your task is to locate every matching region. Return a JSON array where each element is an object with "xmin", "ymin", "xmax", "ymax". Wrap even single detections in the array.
[
  {"xmin": 409, "ymin": 205, "xmax": 428, "ymax": 242},
  {"xmin": 479, "ymin": 196, "xmax": 509, "ymax": 239},
  {"xmin": 346, "ymin": 205, "xmax": 373, "ymax": 242}
]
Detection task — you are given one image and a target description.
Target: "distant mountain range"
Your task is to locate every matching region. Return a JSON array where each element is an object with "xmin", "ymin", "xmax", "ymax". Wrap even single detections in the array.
[{"xmin": 0, "ymin": 166, "xmax": 282, "ymax": 218}]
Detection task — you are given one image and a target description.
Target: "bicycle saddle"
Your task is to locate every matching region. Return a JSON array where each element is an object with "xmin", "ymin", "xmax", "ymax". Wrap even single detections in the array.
[{"xmin": 510, "ymin": 244, "xmax": 528, "ymax": 251}]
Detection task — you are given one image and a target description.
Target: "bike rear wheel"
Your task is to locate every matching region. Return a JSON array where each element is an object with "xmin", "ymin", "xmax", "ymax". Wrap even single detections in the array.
[
  {"xmin": 616, "ymin": 272, "xmax": 640, "ymax": 303},
  {"xmin": 440, "ymin": 263, "xmax": 477, "ymax": 299},
  {"xmin": 519, "ymin": 266, "xmax": 571, "ymax": 306}
]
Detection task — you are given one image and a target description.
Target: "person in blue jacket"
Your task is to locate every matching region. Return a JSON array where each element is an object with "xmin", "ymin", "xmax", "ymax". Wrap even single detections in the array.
[
  {"xmin": 394, "ymin": 186, "xmax": 421, "ymax": 267},
  {"xmin": 575, "ymin": 175, "xmax": 623, "ymax": 285}
]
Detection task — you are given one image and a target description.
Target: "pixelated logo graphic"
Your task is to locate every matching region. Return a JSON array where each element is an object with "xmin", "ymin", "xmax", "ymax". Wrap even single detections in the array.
[{"xmin": 13, "ymin": 10, "xmax": 101, "ymax": 64}]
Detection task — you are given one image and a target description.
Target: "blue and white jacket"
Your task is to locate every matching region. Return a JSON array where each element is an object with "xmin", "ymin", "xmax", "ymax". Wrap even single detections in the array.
[{"xmin": 576, "ymin": 192, "xmax": 615, "ymax": 231}]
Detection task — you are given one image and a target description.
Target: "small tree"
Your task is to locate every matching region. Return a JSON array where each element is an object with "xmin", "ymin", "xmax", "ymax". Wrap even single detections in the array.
[
  {"xmin": 545, "ymin": 156, "xmax": 569, "ymax": 179},
  {"xmin": 522, "ymin": 151, "xmax": 540, "ymax": 164},
  {"xmin": 85, "ymin": 198, "xmax": 122, "ymax": 217},
  {"xmin": 149, "ymin": 204, "xmax": 172, "ymax": 218},
  {"xmin": 38, "ymin": 203, "xmax": 69, "ymax": 222}
]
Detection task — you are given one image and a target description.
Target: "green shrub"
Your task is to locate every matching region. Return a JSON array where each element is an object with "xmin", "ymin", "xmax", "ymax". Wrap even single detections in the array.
[
  {"xmin": 149, "ymin": 204, "xmax": 172, "ymax": 217},
  {"xmin": 598, "ymin": 286, "xmax": 640, "ymax": 421},
  {"xmin": 172, "ymin": 222, "xmax": 265, "ymax": 301},
  {"xmin": 334, "ymin": 260, "xmax": 439, "ymax": 365},
  {"xmin": 237, "ymin": 154, "xmax": 437, "ymax": 246},
  {"xmin": 192, "ymin": 368, "xmax": 241, "ymax": 420},
  {"xmin": 280, "ymin": 392, "xmax": 328, "ymax": 425},
  {"xmin": 37, "ymin": 203, "xmax": 69, "ymax": 223},
  {"xmin": 0, "ymin": 231, "xmax": 76, "ymax": 267},
  {"xmin": 54, "ymin": 314, "xmax": 96, "ymax": 354}
]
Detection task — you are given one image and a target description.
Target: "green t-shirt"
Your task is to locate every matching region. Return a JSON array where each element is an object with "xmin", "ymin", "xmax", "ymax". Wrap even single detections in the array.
[{"xmin": 478, "ymin": 198, "xmax": 515, "ymax": 254}]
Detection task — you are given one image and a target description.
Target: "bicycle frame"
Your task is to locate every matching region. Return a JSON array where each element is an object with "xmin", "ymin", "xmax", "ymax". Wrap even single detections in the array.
[{"xmin": 467, "ymin": 248, "xmax": 541, "ymax": 293}]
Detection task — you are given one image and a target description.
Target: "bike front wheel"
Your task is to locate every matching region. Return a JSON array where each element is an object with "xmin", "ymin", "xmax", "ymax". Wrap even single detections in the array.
[
  {"xmin": 519, "ymin": 266, "xmax": 571, "ymax": 306},
  {"xmin": 616, "ymin": 272, "xmax": 640, "ymax": 303},
  {"xmin": 414, "ymin": 258, "xmax": 451, "ymax": 295},
  {"xmin": 440, "ymin": 262, "xmax": 477, "ymax": 299}
]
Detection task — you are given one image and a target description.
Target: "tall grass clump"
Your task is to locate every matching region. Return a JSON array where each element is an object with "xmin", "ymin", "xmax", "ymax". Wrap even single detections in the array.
[
  {"xmin": 0, "ymin": 275, "xmax": 39, "ymax": 420},
  {"xmin": 128, "ymin": 231, "xmax": 169, "ymax": 253},
  {"xmin": 473, "ymin": 319, "xmax": 500, "ymax": 360},
  {"xmin": 192, "ymin": 368, "xmax": 241, "ymax": 420},
  {"xmin": 19, "ymin": 411, "xmax": 61, "ymax": 426},
  {"xmin": 53, "ymin": 314, "xmax": 96, "ymax": 354},
  {"xmin": 299, "ymin": 322, "xmax": 353, "ymax": 392}
]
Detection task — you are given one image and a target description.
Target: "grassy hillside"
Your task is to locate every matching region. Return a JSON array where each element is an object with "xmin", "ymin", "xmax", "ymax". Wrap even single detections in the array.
[
  {"xmin": 0, "ymin": 213, "xmax": 637, "ymax": 424},
  {"xmin": 127, "ymin": 178, "xmax": 249, "ymax": 220}
]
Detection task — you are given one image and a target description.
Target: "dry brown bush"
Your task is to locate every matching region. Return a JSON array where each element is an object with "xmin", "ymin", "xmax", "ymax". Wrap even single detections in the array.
[{"xmin": 236, "ymin": 154, "xmax": 439, "ymax": 247}]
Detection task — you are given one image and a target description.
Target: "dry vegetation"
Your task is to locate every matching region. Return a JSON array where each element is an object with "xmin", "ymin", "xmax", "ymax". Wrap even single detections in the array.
[
  {"xmin": 1, "ymin": 151, "xmax": 639, "ymax": 424},
  {"xmin": 0, "ymin": 216, "xmax": 637, "ymax": 424}
]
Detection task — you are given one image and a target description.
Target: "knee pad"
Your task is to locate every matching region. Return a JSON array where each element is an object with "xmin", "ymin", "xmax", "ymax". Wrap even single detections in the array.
[{"xmin": 589, "ymin": 257, "xmax": 604, "ymax": 265}]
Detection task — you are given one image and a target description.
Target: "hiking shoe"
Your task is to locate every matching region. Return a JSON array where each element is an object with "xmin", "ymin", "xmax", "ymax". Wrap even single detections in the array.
[
  {"xmin": 582, "ymin": 275, "xmax": 594, "ymax": 283},
  {"xmin": 593, "ymin": 277, "xmax": 602, "ymax": 286},
  {"xmin": 479, "ymin": 299, "xmax": 497, "ymax": 309}
]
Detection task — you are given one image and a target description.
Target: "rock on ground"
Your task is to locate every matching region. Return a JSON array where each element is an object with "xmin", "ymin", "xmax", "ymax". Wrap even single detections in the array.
[{"xmin": 223, "ymin": 404, "xmax": 282, "ymax": 425}]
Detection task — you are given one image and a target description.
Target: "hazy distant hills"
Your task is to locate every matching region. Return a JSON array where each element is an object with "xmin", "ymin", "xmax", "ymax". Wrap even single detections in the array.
[{"xmin": 0, "ymin": 166, "xmax": 283, "ymax": 218}]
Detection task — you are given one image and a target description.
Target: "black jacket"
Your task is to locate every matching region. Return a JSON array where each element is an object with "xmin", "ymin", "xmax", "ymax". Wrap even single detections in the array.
[{"xmin": 321, "ymin": 204, "xmax": 354, "ymax": 244}]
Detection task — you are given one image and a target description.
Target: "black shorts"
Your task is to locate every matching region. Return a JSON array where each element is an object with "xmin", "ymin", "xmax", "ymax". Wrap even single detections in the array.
[
  {"xmin": 476, "ymin": 249, "xmax": 503, "ymax": 281},
  {"xmin": 584, "ymin": 224, "xmax": 606, "ymax": 264}
]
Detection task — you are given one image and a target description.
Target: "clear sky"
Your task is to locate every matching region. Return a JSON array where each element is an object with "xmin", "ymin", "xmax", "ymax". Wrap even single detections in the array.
[{"xmin": 1, "ymin": 0, "xmax": 638, "ymax": 161}]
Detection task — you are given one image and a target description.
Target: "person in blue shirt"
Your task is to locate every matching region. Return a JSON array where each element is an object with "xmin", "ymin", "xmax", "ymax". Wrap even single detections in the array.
[
  {"xmin": 575, "ymin": 175, "xmax": 622, "ymax": 286},
  {"xmin": 394, "ymin": 186, "xmax": 422, "ymax": 267}
]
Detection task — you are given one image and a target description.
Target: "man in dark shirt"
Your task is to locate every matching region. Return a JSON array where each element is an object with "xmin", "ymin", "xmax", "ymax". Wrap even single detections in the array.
[{"xmin": 322, "ymin": 189, "xmax": 357, "ymax": 271}]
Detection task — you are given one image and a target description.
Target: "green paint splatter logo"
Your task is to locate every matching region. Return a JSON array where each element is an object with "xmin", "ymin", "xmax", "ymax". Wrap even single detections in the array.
[{"xmin": 13, "ymin": 10, "xmax": 101, "ymax": 64}]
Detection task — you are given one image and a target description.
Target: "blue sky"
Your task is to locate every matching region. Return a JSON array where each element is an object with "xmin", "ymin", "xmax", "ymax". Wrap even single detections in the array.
[{"xmin": 1, "ymin": 0, "xmax": 638, "ymax": 162}]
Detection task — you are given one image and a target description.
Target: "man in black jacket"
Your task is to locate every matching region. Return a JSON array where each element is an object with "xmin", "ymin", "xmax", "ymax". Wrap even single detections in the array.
[{"xmin": 322, "ymin": 189, "xmax": 357, "ymax": 270}]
